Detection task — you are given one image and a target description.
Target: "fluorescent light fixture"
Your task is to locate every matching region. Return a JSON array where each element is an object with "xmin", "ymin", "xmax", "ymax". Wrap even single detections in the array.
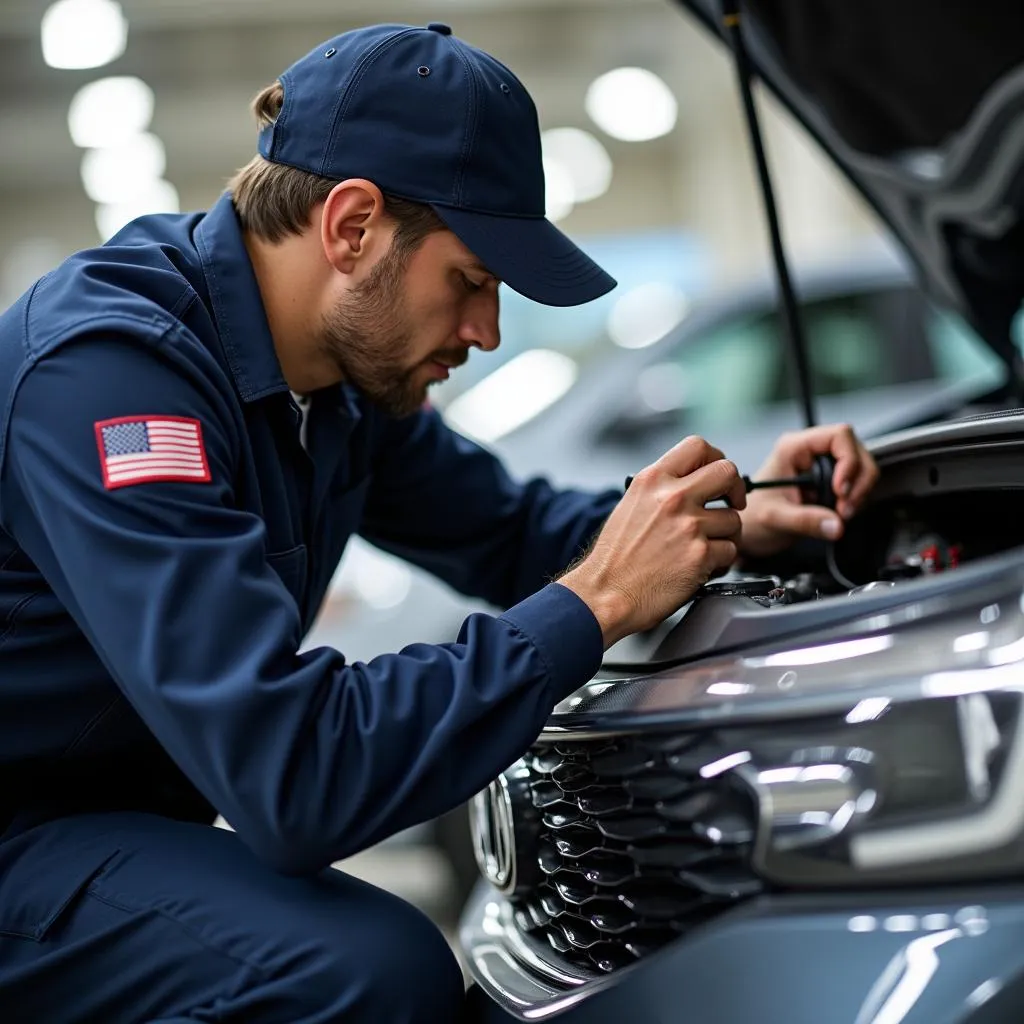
[
  {"xmin": 95, "ymin": 179, "xmax": 180, "ymax": 242},
  {"xmin": 81, "ymin": 133, "xmax": 166, "ymax": 205},
  {"xmin": 542, "ymin": 156, "xmax": 574, "ymax": 223},
  {"xmin": 69, "ymin": 77, "xmax": 153, "ymax": 148},
  {"xmin": 848, "ymin": 915, "xmax": 877, "ymax": 933},
  {"xmin": 42, "ymin": 0, "xmax": 127, "ymax": 70},
  {"xmin": 585, "ymin": 67, "xmax": 678, "ymax": 142},
  {"xmin": 541, "ymin": 127, "xmax": 613, "ymax": 204},
  {"xmin": 444, "ymin": 349, "xmax": 578, "ymax": 444},
  {"xmin": 607, "ymin": 281, "xmax": 689, "ymax": 349}
]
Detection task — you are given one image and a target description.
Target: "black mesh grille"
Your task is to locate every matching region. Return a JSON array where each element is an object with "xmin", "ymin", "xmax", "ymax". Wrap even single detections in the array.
[{"xmin": 513, "ymin": 732, "xmax": 764, "ymax": 973}]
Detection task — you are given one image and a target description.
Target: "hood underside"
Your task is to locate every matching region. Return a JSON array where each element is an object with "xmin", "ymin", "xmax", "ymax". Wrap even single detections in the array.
[{"xmin": 676, "ymin": 0, "xmax": 1024, "ymax": 376}]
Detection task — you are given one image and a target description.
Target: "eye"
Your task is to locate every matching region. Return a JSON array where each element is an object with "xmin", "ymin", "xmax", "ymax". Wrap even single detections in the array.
[{"xmin": 460, "ymin": 272, "xmax": 484, "ymax": 293}]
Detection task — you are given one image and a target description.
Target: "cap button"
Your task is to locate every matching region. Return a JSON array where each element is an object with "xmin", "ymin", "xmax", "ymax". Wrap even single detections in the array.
[{"xmin": 426, "ymin": 22, "xmax": 452, "ymax": 35}]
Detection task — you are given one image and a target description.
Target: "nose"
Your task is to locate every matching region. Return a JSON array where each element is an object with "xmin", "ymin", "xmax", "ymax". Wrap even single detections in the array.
[{"xmin": 457, "ymin": 288, "xmax": 500, "ymax": 352}]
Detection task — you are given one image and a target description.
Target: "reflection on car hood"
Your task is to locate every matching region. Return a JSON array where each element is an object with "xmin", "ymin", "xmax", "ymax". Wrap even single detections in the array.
[{"xmin": 673, "ymin": 0, "xmax": 1024, "ymax": 372}]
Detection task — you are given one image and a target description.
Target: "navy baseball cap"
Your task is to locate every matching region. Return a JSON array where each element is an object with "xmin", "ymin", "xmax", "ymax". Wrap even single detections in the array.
[{"xmin": 258, "ymin": 22, "xmax": 617, "ymax": 307}]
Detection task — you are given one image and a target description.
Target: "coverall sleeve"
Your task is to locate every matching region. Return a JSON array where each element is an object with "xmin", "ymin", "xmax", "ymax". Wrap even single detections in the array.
[
  {"xmin": 0, "ymin": 336, "xmax": 605, "ymax": 874},
  {"xmin": 361, "ymin": 405, "xmax": 623, "ymax": 608}
]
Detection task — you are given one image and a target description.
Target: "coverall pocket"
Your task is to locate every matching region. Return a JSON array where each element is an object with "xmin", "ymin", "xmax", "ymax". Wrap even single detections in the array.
[
  {"xmin": 0, "ymin": 835, "xmax": 118, "ymax": 942},
  {"xmin": 265, "ymin": 544, "xmax": 308, "ymax": 606}
]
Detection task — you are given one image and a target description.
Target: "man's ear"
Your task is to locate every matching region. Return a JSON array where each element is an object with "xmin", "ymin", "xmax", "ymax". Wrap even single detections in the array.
[{"xmin": 320, "ymin": 179, "xmax": 389, "ymax": 276}]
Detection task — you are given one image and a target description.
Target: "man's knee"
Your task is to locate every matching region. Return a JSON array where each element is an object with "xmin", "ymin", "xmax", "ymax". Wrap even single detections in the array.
[{"xmin": 300, "ymin": 879, "xmax": 464, "ymax": 1023}]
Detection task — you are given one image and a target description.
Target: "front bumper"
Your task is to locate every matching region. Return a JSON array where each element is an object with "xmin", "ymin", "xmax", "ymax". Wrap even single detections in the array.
[{"xmin": 460, "ymin": 880, "xmax": 1024, "ymax": 1022}]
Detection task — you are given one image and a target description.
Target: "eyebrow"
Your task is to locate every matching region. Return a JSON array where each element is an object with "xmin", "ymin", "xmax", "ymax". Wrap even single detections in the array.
[{"xmin": 466, "ymin": 261, "xmax": 501, "ymax": 284}]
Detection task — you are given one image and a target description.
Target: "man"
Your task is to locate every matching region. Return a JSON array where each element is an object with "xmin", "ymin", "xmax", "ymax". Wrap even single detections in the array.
[{"xmin": 0, "ymin": 22, "xmax": 877, "ymax": 1024}]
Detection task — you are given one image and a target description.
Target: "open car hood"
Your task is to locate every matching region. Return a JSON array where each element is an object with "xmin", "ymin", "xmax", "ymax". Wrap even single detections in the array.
[{"xmin": 674, "ymin": 0, "xmax": 1024, "ymax": 378}]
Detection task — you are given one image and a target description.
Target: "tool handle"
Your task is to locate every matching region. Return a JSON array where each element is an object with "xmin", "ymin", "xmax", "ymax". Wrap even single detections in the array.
[
  {"xmin": 624, "ymin": 455, "xmax": 837, "ymax": 507},
  {"xmin": 807, "ymin": 454, "xmax": 837, "ymax": 507}
]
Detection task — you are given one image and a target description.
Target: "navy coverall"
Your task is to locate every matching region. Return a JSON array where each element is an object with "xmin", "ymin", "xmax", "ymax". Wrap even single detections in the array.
[{"xmin": 0, "ymin": 194, "xmax": 619, "ymax": 1022}]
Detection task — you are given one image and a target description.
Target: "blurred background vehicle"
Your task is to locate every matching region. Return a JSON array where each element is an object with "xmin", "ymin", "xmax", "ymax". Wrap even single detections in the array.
[{"xmin": 4, "ymin": 0, "xmax": 1005, "ymax": 939}]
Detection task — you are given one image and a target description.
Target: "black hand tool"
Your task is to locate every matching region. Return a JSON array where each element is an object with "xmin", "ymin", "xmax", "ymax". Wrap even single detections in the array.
[{"xmin": 623, "ymin": 454, "xmax": 837, "ymax": 509}]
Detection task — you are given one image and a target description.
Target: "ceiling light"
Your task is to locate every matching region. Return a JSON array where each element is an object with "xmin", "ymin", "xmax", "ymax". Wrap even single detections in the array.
[
  {"xmin": 444, "ymin": 349, "xmax": 578, "ymax": 443},
  {"xmin": 95, "ymin": 179, "xmax": 180, "ymax": 242},
  {"xmin": 585, "ymin": 67, "xmax": 678, "ymax": 142},
  {"xmin": 81, "ymin": 133, "xmax": 166, "ymax": 205},
  {"xmin": 543, "ymin": 156, "xmax": 574, "ymax": 223},
  {"xmin": 42, "ymin": 0, "xmax": 127, "ymax": 70},
  {"xmin": 607, "ymin": 282, "xmax": 689, "ymax": 349},
  {"xmin": 68, "ymin": 77, "xmax": 153, "ymax": 148},
  {"xmin": 541, "ymin": 127, "xmax": 613, "ymax": 204}
]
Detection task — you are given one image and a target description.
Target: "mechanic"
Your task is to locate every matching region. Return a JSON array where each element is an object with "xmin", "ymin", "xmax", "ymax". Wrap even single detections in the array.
[{"xmin": 0, "ymin": 21, "xmax": 878, "ymax": 1024}]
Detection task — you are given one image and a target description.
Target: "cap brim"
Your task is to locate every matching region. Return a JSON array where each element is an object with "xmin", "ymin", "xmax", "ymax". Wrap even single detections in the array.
[{"xmin": 430, "ymin": 206, "xmax": 617, "ymax": 307}]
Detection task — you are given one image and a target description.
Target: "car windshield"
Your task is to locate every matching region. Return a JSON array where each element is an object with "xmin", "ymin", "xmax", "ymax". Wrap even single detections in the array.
[{"xmin": 627, "ymin": 284, "xmax": 1006, "ymax": 435}]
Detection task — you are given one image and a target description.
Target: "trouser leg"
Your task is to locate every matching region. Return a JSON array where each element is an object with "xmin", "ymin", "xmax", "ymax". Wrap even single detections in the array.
[{"xmin": 0, "ymin": 812, "xmax": 465, "ymax": 1023}]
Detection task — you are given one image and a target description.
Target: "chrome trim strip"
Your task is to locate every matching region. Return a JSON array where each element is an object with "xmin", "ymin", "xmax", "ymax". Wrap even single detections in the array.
[{"xmin": 459, "ymin": 884, "xmax": 639, "ymax": 1020}]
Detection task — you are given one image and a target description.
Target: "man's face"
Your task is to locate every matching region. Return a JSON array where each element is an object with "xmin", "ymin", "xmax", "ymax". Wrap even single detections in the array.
[{"xmin": 319, "ymin": 228, "xmax": 501, "ymax": 417}]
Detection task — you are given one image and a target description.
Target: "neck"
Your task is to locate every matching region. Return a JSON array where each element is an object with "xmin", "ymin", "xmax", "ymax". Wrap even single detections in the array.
[{"xmin": 243, "ymin": 230, "xmax": 341, "ymax": 394}]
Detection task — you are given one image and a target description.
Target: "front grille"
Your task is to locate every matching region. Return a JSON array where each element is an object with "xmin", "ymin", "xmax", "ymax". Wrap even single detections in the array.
[{"xmin": 512, "ymin": 731, "xmax": 764, "ymax": 974}]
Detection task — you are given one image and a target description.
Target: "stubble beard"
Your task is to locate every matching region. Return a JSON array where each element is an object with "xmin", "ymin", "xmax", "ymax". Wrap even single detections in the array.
[{"xmin": 319, "ymin": 245, "xmax": 430, "ymax": 419}]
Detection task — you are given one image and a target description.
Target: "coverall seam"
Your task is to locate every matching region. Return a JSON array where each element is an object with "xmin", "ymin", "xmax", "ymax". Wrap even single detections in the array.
[
  {"xmin": 84, "ymin": 886, "xmax": 276, "ymax": 978},
  {"xmin": 496, "ymin": 616, "xmax": 558, "ymax": 686},
  {"xmin": 0, "ymin": 314, "xmax": 192, "ymax": 535},
  {"xmin": 61, "ymin": 694, "xmax": 124, "ymax": 758},
  {"xmin": 0, "ymin": 590, "xmax": 42, "ymax": 648}
]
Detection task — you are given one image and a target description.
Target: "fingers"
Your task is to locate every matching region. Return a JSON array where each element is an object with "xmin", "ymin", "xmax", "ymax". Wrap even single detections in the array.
[
  {"xmin": 683, "ymin": 456, "xmax": 747, "ymax": 510},
  {"xmin": 657, "ymin": 435, "xmax": 727, "ymax": 479},
  {"xmin": 818, "ymin": 423, "xmax": 879, "ymax": 519},
  {"xmin": 773, "ymin": 423, "xmax": 879, "ymax": 519},
  {"xmin": 702, "ymin": 506, "xmax": 743, "ymax": 540},
  {"xmin": 842, "ymin": 444, "xmax": 879, "ymax": 519},
  {"xmin": 757, "ymin": 497, "xmax": 845, "ymax": 543},
  {"xmin": 705, "ymin": 539, "xmax": 739, "ymax": 575}
]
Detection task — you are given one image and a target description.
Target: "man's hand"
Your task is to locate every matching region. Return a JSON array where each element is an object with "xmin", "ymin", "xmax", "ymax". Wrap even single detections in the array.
[
  {"xmin": 559, "ymin": 436, "xmax": 745, "ymax": 648},
  {"xmin": 739, "ymin": 423, "xmax": 879, "ymax": 559}
]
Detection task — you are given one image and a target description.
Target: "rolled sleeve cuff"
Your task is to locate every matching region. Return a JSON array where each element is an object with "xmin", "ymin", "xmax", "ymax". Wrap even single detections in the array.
[{"xmin": 499, "ymin": 582, "xmax": 604, "ymax": 701}]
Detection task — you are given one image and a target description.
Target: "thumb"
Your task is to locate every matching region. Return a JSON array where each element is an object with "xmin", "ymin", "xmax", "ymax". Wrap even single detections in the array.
[{"xmin": 763, "ymin": 502, "xmax": 845, "ymax": 542}]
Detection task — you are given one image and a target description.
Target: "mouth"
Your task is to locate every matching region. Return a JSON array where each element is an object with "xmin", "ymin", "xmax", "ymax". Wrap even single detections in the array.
[{"xmin": 425, "ymin": 352, "xmax": 468, "ymax": 380}]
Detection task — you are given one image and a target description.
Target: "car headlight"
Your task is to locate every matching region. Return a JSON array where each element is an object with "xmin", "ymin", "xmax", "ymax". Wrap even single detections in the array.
[{"xmin": 730, "ymin": 683, "xmax": 1021, "ymax": 886}]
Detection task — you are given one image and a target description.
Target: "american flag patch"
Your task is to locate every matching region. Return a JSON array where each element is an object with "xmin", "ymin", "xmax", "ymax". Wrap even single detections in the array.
[{"xmin": 94, "ymin": 416, "xmax": 211, "ymax": 490}]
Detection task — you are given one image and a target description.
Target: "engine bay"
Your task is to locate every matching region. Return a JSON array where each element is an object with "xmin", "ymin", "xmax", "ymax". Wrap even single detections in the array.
[{"xmin": 601, "ymin": 424, "xmax": 1024, "ymax": 671}]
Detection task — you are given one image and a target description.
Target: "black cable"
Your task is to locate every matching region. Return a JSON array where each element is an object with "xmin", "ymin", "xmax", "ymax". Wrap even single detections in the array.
[
  {"xmin": 720, "ymin": 0, "xmax": 817, "ymax": 429},
  {"xmin": 826, "ymin": 542, "xmax": 857, "ymax": 590}
]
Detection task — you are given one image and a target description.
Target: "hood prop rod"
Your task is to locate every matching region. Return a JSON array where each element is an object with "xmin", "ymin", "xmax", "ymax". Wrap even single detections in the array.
[{"xmin": 721, "ymin": 0, "xmax": 817, "ymax": 429}]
